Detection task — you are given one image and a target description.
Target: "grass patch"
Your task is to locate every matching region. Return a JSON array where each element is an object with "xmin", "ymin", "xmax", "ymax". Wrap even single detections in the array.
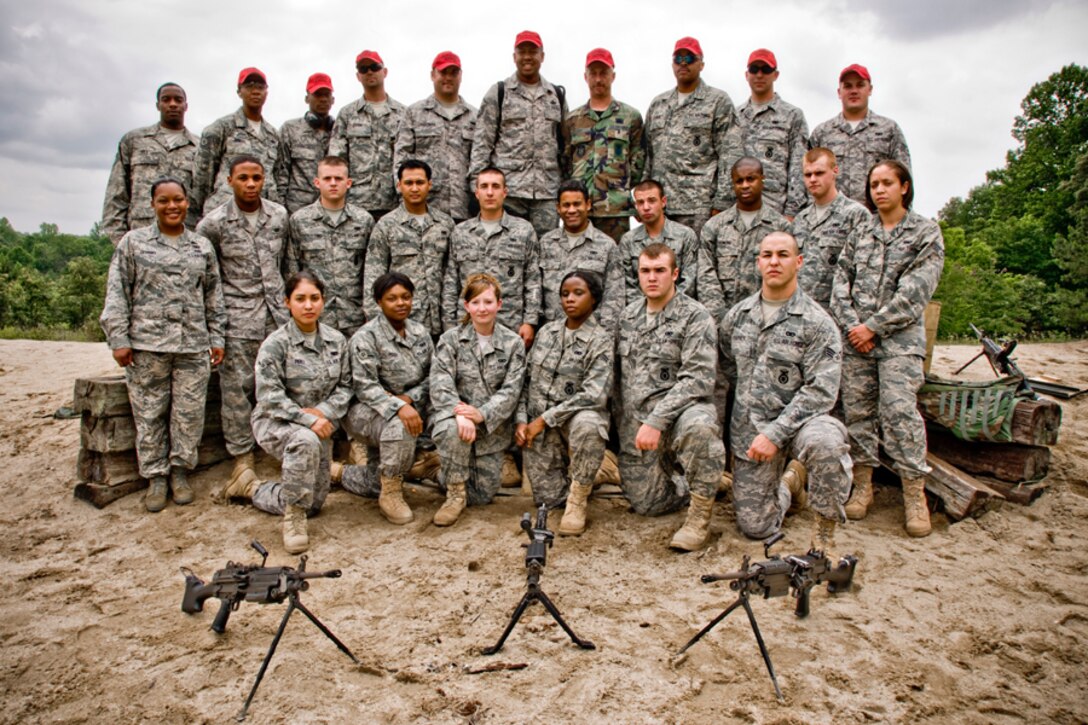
[{"xmin": 0, "ymin": 326, "xmax": 104, "ymax": 342}]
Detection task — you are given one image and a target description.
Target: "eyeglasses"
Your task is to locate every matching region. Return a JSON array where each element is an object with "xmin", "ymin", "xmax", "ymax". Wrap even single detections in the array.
[
  {"xmin": 747, "ymin": 64, "xmax": 776, "ymax": 75},
  {"xmin": 358, "ymin": 64, "xmax": 384, "ymax": 73},
  {"xmin": 673, "ymin": 53, "xmax": 699, "ymax": 65}
]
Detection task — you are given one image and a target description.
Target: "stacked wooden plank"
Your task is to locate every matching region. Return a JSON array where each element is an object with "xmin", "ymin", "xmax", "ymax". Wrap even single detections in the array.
[{"xmin": 72, "ymin": 373, "xmax": 230, "ymax": 508}]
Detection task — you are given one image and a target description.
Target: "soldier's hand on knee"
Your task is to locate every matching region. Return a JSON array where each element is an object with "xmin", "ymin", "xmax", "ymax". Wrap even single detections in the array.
[
  {"xmin": 523, "ymin": 417, "xmax": 546, "ymax": 448},
  {"xmin": 310, "ymin": 417, "xmax": 334, "ymax": 439},
  {"xmin": 209, "ymin": 347, "xmax": 225, "ymax": 366},
  {"xmin": 635, "ymin": 423, "xmax": 662, "ymax": 452},
  {"xmin": 453, "ymin": 402, "xmax": 484, "ymax": 424},
  {"xmin": 112, "ymin": 347, "xmax": 134, "ymax": 367},
  {"xmin": 397, "ymin": 404, "xmax": 423, "ymax": 437},
  {"xmin": 455, "ymin": 414, "xmax": 476, "ymax": 443},
  {"xmin": 746, "ymin": 434, "xmax": 779, "ymax": 463}
]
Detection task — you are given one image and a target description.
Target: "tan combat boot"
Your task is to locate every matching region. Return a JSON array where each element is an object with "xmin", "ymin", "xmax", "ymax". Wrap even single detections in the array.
[
  {"xmin": 593, "ymin": 450, "xmax": 621, "ymax": 486},
  {"xmin": 718, "ymin": 470, "xmax": 734, "ymax": 495},
  {"xmin": 558, "ymin": 481, "xmax": 593, "ymax": 536},
  {"xmin": 283, "ymin": 504, "xmax": 309, "ymax": 554},
  {"xmin": 329, "ymin": 461, "xmax": 344, "ymax": 484},
  {"xmin": 783, "ymin": 460, "xmax": 808, "ymax": 514},
  {"xmin": 145, "ymin": 476, "xmax": 169, "ymax": 513},
  {"xmin": 379, "ymin": 474, "xmax": 414, "ymax": 525},
  {"xmin": 844, "ymin": 465, "xmax": 874, "ymax": 520},
  {"xmin": 670, "ymin": 492, "xmax": 715, "ymax": 551},
  {"xmin": 902, "ymin": 477, "xmax": 932, "ymax": 537},
  {"xmin": 232, "ymin": 452, "xmax": 255, "ymax": 479},
  {"xmin": 407, "ymin": 450, "xmax": 441, "ymax": 482},
  {"xmin": 219, "ymin": 469, "xmax": 260, "ymax": 502},
  {"xmin": 348, "ymin": 440, "xmax": 368, "ymax": 466},
  {"xmin": 811, "ymin": 515, "xmax": 837, "ymax": 553},
  {"xmin": 170, "ymin": 467, "xmax": 195, "ymax": 505},
  {"xmin": 433, "ymin": 481, "xmax": 467, "ymax": 526},
  {"xmin": 500, "ymin": 452, "xmax": 521, "ymax": 487}
]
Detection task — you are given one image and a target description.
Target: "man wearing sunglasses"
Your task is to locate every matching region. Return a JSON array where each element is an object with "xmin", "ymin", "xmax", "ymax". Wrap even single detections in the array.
[
  {"xmin": 329, "ymin": 50, "xmax": 406, "ymax": 221},
  {"xmin": 644, "ymin": 37, "xmax": 744, "ymax": 236},
  {"xmin": 736, "ymin": 49, "xmax": 809, "ymax": 222}
]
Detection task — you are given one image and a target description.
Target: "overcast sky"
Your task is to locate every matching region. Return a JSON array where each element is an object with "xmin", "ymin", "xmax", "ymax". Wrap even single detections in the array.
[{"xmin": 1, "ymin": 0, "xmax": 1085, "ymax": 235}]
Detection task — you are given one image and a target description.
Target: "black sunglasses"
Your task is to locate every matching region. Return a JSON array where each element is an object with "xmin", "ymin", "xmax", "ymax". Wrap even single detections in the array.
[
  {"xmin": 748, "ymin": 64, "xmax": 776, "ymax": 75},
  {"xmin": 673, "ymin": 53, "xmax": 699, "ymax": 65},
  {"xmin": 358, "ymin": 63, "xmax": 384, "ymax": 73}
]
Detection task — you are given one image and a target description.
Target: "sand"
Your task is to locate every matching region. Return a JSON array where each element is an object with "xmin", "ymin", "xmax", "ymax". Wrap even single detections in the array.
[{"xmin": 0, "ymin": 339, "xmax": 1086, "ymax": 724}]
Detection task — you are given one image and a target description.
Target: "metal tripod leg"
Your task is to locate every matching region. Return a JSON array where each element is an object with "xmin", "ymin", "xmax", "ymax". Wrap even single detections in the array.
[
  {"xmin": 292, "ymin": 597, "xmax": 360, "ymax": 665},
  {"xmin": 482, "ymin": 585, "xmax": 596, "ymax": 655},
  {"xmin": 533, "ymin": 588, "xmax": 595, "ymax": 650},
  {"xmin": 481, "ymin": 589, "xmax": 534, "ymax": 655}
]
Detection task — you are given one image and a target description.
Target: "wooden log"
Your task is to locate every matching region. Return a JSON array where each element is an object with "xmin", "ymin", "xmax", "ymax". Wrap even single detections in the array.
[
  {"xmin": 882, "ymin": 452, "xmax": 1004, "ymax": 520},
  {"xmin": 922, "ymin": 301, "xmax": 940, "ymax": 375},
  {"xmin": 77, "ymin": 431, "xmax": 231, "ymax": 485},
  {"xmin": 925, "ymin": 427, "xmax": 1051, "ymax": 483},
  {"xmin": 72, "ymin": 376, "xmax": 131, "ymax": 417},
  {"xmin": 1011, "ymin": 398, "xmax": 1061, "ymax": 446},
  {"xmin": 975, "ymin": 476, "xmax": 1048, "ymax": 506},
  {"xmin": 73, "ymin": 479, "xmax": 148, "ymax": 509},
  {"xmin": 80, "ymin": 407, "xmax": 223, "ymax": 454}
]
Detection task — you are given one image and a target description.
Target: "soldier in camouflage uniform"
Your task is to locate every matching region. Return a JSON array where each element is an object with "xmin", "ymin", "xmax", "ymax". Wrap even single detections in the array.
[
  {"xmin": 430, "ymin": 274, "xmax": 526, "ymax": 525},
  {"xmin": 616, "ymin": 243, "xmax": 725, "ymax": 551},
  {"xmin": 100, "ymin": 177, "xmax": 225, "ymax": 512},
  {"xmin": 102, "ymin": 83, "xmax": 199, "ymax": 245},
  {"xmin": 644, "ymin": 37, "xmax": 745, "ymax": 235},
  {"xmin": 277, "ymin": 73, "xmax": 335, "ymax": 214},
  {"xmin": 443, "ymin": 168, "xmax": 541, "ymax": 345},
  {"xmin": 719, "ymin": 232, "xmax": 850, "ymax": 549},
  {"xmin": 831, "ymin": 160, "xmax": 944, "ymax": 537},
  {"xmin": 341, "ymin": 272, "xmax": 434, "ymax": 525},
  {"xmin": 809, "ymin": 64, "xmax": 912, "ymax": 207},
  {"xmin": 794, "ymin": 147, "xmax": 871, "ymax": 310},
  {"xmin": 561, "ymin": 48, "xmax": 645, "ymax": 243},
  {"xmin": 538, "ymin": 180, "xmax": 625, "ymax": 331},
  {"xmin": 287, "ymin": 156, "xmax": 375, "ymax": 338},
  {"xmin": 517, "ymin": 270, "xmax": 612, "ymax": 535},
  {"xmin": 196, "ymin": 156, "xmax": 290, "ymax": 481},
  {"xmin": 190, "ymin": 68, "xmax": 283, "ymax": 224},
  {"xmin": 328, "ymin": 50, "xmax": 406, "ymax": 220},
  {"xmin": 736, "ymin": 49, "xmax": 810, "ymax": 220},
  {"xmin": 393, "ymin": 51, "xmax": 477, "ymax": 222},
  {"xmin": 363, "ymin": 159, "xmax": 454, "ymax": 337},
  {"xmin": 470, "ymin": 30, "xmax": 567, "ymax": 239}
]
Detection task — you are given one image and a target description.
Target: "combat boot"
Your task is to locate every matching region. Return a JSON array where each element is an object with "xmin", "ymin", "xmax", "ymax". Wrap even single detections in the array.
[
  {"xmin": 433, "ymin": 481, "xmax": 466, "ymax": 526},
  {"xmin": 844, "ymin": 465, "xmax": 874, "ymax": 520},
  {"xmin": 718, "ymin": 470, "xmax": 734, "ymax": 495},
  {"xmin": 811, "ymin": 515, "xmax": 837, "ymax": 553},
  {"xmin": 145, "ymin": 476, "xmax": 169, "ymax": 513},
  {"xmin": 283, "ymin": 504, "xmax": 309, "ymax": 554},
  {"xmin": 500, "ymin": 452, "xmax": 521, "ymax": 487},
  {"xmin": 348, "ymin": 439, "xmax": 368, "ymax": 466},
  {"xmin": 407, "ymin": 450, "xmax": 441, "ymax": 482},
  {"xmin": 558, "ymin": 481, "xmax": 593, "ymax": 536},
  {"xmin": 783, "ymin": 460, "xmax": 808, "ymax": 514},
  {"xmin": 902, "ymin": 477, "xmax": 932, "ymax": 537},
  {"xmin": 232, "ymin": 452, "xmax": 255, "ymax": 480},
  {"xmin": 329, "ymin": 461, "xmax": 344, "ymax": 484},
  {"xmin": 219, "ymin": 469, "xmax": 260, "ymax": 502},
  {"xmin": 670, "ymin": 492, "xmax": 715, "ymax": 551},
  {"xmin": 593, "ymin": 450, "xmax": 621, "ymax": 486},
  {"xmin": 170, "ymin": 467, "xmax": 195, "ymax": 505},
  {"xmin": 379, "ymin": 474, "xmax": 414, "ymax": 525}
]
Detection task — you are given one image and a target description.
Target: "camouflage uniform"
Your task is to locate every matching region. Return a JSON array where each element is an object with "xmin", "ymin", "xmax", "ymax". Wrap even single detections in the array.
[
  {"xmin": 618, "ymin": 219, "xmax": 720, "ymax": 309},
  {"xmin": 101, "ymin": 123, "xmax": 199, "ymax": 245},
  {"xmin": 430, "ymin": 322, "xmax": 526, "ymax": 505},
  {"xmin": 616, "ymin": 292, "xmax": 724, "ymax": 515},
  {"xmin": 276, "ymin": 116, "xmax": 331, "ymax": 214},
  {"xmin": 393, "ymin": 95, "xmax": 477, "ymax": 220},
  {"xmin": 809, "ymin": 111, "xmax": 912, "ymax": 206},
  {"xmin": 644, "ymin": 81, "xmax": 745, "ymax": 234},
  {"xmin": 561, "ymin": 100, "xmax": 645, "ymax": 242},
  {"xmin": 538, "ymin": 223, "xmax": 625, "ymax": 331},
  {"xmin": 341, "ymin": 315, "xmax": 434, "ymax": 498},
  {"xmin": 442, "ymin": 213, "xmax": 541, "ymax": 333},
  {"xmin": 794, "ymin": 193, "xmax": 871, "ymax": 309},
  {"xmin": 719, "ymin": 288, "xmax": 851, "ymax": 539},
  {"xmin": 190, "ymin": 109, "xmax": 283, "ymax": 223},
  {"xmin": 287, "ymin": 201, "xmax": 375, "ymax": 338},
  {"xmin": 737, "ymin": 94, "xmax": 809, "ymax": 217},
  {"xmin": 328, "ymin": 96, "xmax": 406, "ymax": 214},
  {"xmin": 100, "ymin": 225, "xmax": 225, "ymax": 478},
  {"xmin": 362, "ymin": 203, "xmax": 454, "ymax": 336},
  {"xmin": 470, "ymin": 75, "xmax": 567, "ymax": 237},
  {"xmin": 517, "ymin": 315, "xmax": 612, "ymax": 507},
  {"xmin": 831, "ymin": 211, "xmax": 944, "ymax": 480},
  {"xmin": 196, "ymin": 199, "xmax": 289, "ymax": 457},
  {"xmin": 699, "ymin": 204, "xmax": 792, "ymax": 321},
  {"xmin": 250, "ymin": 322, "xmax": 352, "ymax": 515}
]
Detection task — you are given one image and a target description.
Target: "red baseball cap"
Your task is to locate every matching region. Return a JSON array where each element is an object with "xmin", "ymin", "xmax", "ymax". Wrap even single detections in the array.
[
  {"xmin": 585, "ymin": 48, "xmax": 615, "ymax": 68},
  {"xmin": 674, "ymin": 37, "xmax": 703, "ymax": 57},
  {"xmin": 237, "ymin": 67, "xmax": 266, "ymax": 86},
  {"xmin": 839, "ymin": 63, "xmax": 871, "ymax": 82},
  {"xmin": 747, "ymin": 49, "xmax": 777, "ymax": 69},
  {"xmin": 515, "ymin": 30, "xmax": 543, "ymax": 49},
  {"xmin": 355, "ymin": 50, "xmax": 384, "ymax": 66},
  {"xmin": 306, "ymin": 73, "xmax": 333, "ymax": 94},
  {"xmin": 432, "ymin": 51, "xmax": 461, "ymax": 71}
]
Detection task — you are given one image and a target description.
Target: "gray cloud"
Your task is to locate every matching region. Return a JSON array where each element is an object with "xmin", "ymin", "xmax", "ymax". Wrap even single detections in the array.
[{"xmin": 857, "ymin": 0, "xmax": 1062, "ymax": 39}]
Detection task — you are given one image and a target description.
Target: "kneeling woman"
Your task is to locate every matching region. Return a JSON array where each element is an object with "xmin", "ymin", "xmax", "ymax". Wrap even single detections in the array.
[
  {"xmin": 430, "ymin": 273, "xmax": 526, "ymax": 526},
  {"xmin": 223, "ymin": 270, "xmax": 352, "ymax": 554},
  {"xmin": 339, "ymin": 272, "xmax": 434, "ymax": 524},
  {"xmin": 516, "ymin": 270, "xmax": 613, "ymax": 535}
]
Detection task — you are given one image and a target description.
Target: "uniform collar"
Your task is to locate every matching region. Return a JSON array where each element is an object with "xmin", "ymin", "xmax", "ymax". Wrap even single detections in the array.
[{"xmin": 286, "ymin": 320, "xmax": 325, "ymax": 350}]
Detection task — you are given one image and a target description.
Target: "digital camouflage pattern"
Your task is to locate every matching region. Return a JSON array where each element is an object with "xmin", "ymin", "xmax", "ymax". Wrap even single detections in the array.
[
  {"xmin": 393, "ymin": 95, "xmax": 477, "ymax": 220},
  {"xmin": 699, "ymin": 203, "xmax": 792, "ymax": 320},
  {"xmin": 809, "ymin": 111, "xmax": 912, "ymax": 206},
  {"xmin": 329, "ymin": 96, "xmax": 406, "ymax": 212},
  {"xmin": 190, "ymin": 109, "xmax": 283, "ymax": 222},
  {"xmin": 126, "ymin": 351, "xmax": 210, "ymax": 479},
  {"xmin": 618, "ymin": 218, "xmax": 706, "ymax": 302},
  {"xmin": 561, "ymin": 100, "xmax": 645, "ymax": 218},
  {"xmin": 537, "ymin": 223, "xmax": 625, "ymax": 331},
  {"xmin": 794, "ymin": 193, "xmax": 871, "ymax": 309},
  {"xmin": 276, "ymin": 117, "xmax": 331, "ymax": 213},
  {"xmin": 737, "ymin": 94, "xmax": 810, "ymax": 217}
]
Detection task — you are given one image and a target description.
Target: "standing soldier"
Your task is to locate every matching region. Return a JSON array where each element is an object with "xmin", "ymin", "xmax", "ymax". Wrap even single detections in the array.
[
  {"xmin": 393, "ymin": 51, "xmax": 477, "ymax": 223},
  {"xmin": 363, "ymin": 159, "xmax": 454, "ymax": 337},
  {"xmin": 191, "ymin": 68, "xmax": 283, "ymax": 224},
  {"xmin": 470, "ymin": 30, "xmax": 567, "ymax": 238},
  {"xmin": 644, "ymin": 37, "xmax": 744, "ymax": 235},
  {"xmin": 736, "ymin": 49, "xmax": 809, "ymax": 220},
  {"xmin": 810, "ymin": 64, "xmax": 911, "ymax": 207},
  {"xmin": 562, "ymin": 47, "xmax": 645, "ymax": 243},
  {"xmin": 287, "ymin": 155, "xmax": 375, "ymax": 338},
  {"xmin": 102, "ymin": 83, "xmax": 199, "ymax": 245},
  {"xmin": 329, "ymin": 50, "xmax": 406, "ymax": 220},
  {"xmin": 196, "ymin": 155, "xmax": 289, "ymax": 483},
  {"xmin": 277, "ymin": 73, "xmax": 335, "ymax": 214}
]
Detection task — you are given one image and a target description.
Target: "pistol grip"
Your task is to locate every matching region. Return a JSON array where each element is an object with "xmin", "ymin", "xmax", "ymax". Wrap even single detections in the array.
[
  {"xmin": 795, "ymin": 586, "xmax": 812, "ymax": 618},
  {"xmin": 211, "ymin": 599, "xmax": 232, "ymax": 634}
]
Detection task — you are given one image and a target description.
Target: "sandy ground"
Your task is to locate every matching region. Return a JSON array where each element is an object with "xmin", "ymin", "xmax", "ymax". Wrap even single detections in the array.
[{"xmin": 0, "ymin": 339, "xmax": 1086, "ymax": 724}]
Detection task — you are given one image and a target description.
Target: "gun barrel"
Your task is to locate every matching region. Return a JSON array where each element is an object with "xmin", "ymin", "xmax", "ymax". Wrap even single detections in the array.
[
  {"xmin": 701, "ymin": 570, "xmax": 748, "ymax": 584},
  {"xmin": 297, "ymin": 568, "xmax": 342, "ymax": 580}
]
